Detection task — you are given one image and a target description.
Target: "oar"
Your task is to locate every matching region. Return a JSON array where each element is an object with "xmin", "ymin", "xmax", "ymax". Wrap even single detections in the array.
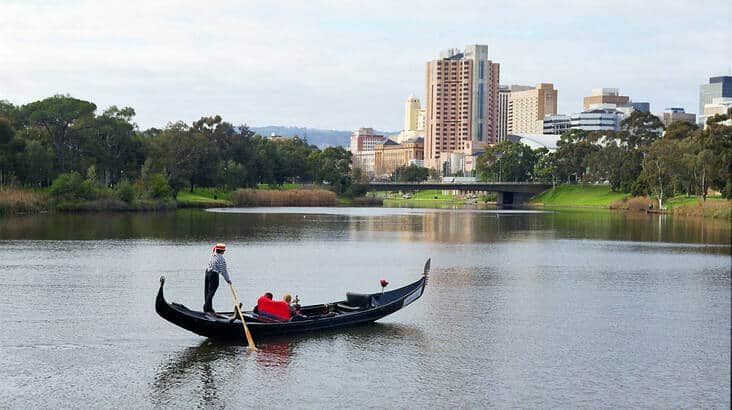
[{"xmin": 228, "ymin": 283, "xmax": 256, "ymax": 350}]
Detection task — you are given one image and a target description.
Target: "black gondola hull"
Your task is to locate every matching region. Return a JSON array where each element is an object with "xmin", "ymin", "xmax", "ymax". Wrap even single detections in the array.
[{"xmin": 155, "ymin": 263, "xmax": 428, "ymax": 341}]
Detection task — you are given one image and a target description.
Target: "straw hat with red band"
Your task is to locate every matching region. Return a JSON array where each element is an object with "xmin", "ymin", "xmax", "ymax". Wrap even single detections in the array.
[{"xmin": 212, "ymin": 243, "xmax": 226, "ymax": 253}]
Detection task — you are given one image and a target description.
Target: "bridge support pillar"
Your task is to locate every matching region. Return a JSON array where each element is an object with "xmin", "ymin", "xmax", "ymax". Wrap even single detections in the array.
[{"xmin": 497, "ymin": 191, "xmax": 534, "ymax": 208}]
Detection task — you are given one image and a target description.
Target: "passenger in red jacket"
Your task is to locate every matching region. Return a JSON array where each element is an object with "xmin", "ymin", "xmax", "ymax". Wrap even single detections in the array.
[{"xmin": 256, "ymin": 292, "xmax": 291, "ymax": 321}]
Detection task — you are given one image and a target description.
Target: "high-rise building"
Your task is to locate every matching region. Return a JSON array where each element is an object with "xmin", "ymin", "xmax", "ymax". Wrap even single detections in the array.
[
  {"xmin": 662, "ymin": 108, "xmax": 696, "ymax": 127},
  {"xmin": 424, "ymin": 44, "xmax": 500, "ymax": 171},
  {"xmin": 507, "ymin": 83, "xmax": 558, "ymax": 134},
  {"xmin": 583, "ymin": 88, "xmax": 630, "ymax": 111},
  {"xmin": 699, "ymin": 76, "xmax": 732, "ymax": 125},
  {"xmin": 498, "ymin": 84, "xmax": 533, "ymax": 142}
]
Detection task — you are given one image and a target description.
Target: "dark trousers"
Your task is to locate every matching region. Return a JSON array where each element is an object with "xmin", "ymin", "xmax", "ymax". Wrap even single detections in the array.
[{"xmin": 203, "ymin": 269, "xmax": 219, "ymax": 313}]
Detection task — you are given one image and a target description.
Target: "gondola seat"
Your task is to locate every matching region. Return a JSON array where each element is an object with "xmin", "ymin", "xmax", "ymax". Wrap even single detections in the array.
[{"xmin": 346, "ymin": 292, "xmax": 373, "ymax": 309}]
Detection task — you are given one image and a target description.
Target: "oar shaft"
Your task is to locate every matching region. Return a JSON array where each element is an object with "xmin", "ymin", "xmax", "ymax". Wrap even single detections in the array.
[{"xmin": 228, "ymin": 283, "xmax": 256, "ymax": 350}]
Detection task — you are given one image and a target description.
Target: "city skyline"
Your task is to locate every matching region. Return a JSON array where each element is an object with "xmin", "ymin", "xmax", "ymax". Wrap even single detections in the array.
[{"xmin": 1, "ymin": 0, "xmax": 730, "ymax": 131}]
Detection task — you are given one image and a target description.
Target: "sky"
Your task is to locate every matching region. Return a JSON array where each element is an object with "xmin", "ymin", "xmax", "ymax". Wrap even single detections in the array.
[{"xmin": 1, "ymin": 0, "xmax": 731, "ymax": 131}]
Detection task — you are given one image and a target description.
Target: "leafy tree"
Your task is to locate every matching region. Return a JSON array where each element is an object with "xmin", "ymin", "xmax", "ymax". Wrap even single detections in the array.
[
  {"xmin": 0, "ymin": 117, "xmax": 25, "ymax": 186},
  {"xmin": 20, "ymin": 95, "xmax": 96, "ymax": 173},
  {"xmin": 477, "ymin": 140, "xmax": 538, "ymax": 182},
  {"xmin": 643, "ymin": 138, "xmax": 684, "ymax": 208},
  {"xmin": 311, "ymin": 146, "xmax": 352, "ymax": 194},
  {"xmin": 393, "ymin": 164, "xmax": 429, "ymax": 182},
  {"xmin": 553, "ymin": 129, "xmax": 601, "ymax": 183}
]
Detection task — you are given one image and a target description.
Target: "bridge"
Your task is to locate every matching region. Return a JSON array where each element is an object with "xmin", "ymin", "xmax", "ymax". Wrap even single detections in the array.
[{"xmin": 365, "ymin": 182, "xmax": 552, "ymax": 207}]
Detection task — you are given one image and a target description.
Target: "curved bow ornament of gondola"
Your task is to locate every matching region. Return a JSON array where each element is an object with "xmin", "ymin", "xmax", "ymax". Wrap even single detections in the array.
[{"xmin": 155, "ymin": 258, "xmax": 431, "ymax": 341}]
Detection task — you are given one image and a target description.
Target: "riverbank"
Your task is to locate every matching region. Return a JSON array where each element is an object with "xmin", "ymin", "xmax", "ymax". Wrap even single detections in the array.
[{"xmin": 531, "ymin": 184, "xmax": 731, "ymax": 219}]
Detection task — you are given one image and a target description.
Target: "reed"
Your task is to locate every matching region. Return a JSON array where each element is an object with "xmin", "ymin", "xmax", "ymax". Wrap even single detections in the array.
[
  {"xmin": 232, "ymin": 189, "xmax": 336, "ymax": 207},
  {"xmin": 0, "ymin": 188, "xmax": 48, "ymax": 215},
  {"xmin": 610, "ymin": 196, "xmax": 654, "ymax": 211},
  {"xmin": 671, "ymin": 199, "xmax": 731, "ymax": 219}
]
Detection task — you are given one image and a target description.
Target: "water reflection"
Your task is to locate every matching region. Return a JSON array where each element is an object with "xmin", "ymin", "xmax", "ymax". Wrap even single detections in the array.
[
  {"xmin": 151, "ymin": 341, "xmax": 240, "ymax": 408},
  {"xmin": 2, "ymin": 208, "xmax": 727, "ymax": 246}
]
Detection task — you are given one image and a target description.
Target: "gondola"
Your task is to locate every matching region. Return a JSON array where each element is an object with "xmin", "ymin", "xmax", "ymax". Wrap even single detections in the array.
[{"xmin": 156, "ymin": 259, "xmax": 430, "ymax": 341}]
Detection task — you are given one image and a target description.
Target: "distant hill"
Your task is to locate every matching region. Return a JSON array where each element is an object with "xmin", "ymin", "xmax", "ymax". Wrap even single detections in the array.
[{"xmin": 250, "ymin": 126, "xmax": 397, "ymax": 148}]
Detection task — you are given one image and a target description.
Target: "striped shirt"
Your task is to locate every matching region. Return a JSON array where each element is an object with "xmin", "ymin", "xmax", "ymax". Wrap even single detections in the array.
[{"xmin": 207, "ymin": 253, "xmax": 231, "ymax": 283}]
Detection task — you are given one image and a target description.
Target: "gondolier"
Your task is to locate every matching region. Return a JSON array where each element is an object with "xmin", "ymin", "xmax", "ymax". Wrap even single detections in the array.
[{"xmin": 203, "ymin": 243, "xmax": 232, "ymax": 315}]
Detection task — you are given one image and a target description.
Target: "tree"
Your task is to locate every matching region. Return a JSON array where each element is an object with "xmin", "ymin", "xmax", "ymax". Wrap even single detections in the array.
[
  {"xmin": 477, "ymin": 141, "xmax": 538, "ymax": 182},
  {"xmin": 619, "ymin": 111, "xmax": 664, "ymax": 149},
  {"xmin": 0, "ymin": 117, "xmax": 25, "ymax": 186},
  {"xmin": 20, "ymin": 95, "xmax": 96, "ymax": 173},
  {"xmin": 311, "ymin": 146, "xmax": 352, "ymax": 194},
  {"xmin": 553, "ymin": 129, "xmax": 601, "ymax": 183},
  {"xmin": 643, "ymin": 138, "xmax": 683, "ymax": 208},
  {"xmin": 393, "ymin": 164, "xmax": 429, "ymax": 182},
  {"xmin": 80, "ymin": 106, "xmax": 142, "ymax": 186}
]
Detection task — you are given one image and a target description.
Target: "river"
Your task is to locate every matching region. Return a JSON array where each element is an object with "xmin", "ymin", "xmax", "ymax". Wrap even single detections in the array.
[{"xmin": 0, "ymin": 208, "xmax": 729, "ymax": 408}]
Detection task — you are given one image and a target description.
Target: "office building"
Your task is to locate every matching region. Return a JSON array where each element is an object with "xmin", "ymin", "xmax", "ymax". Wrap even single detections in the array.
[
  {"xmin": 630, "ymin": 102, "xmax": 650, "ymax": 113},
  {"xmin": 662, "ymin": 108, "xmax": 696, "ymax": 127},
  {"xmin": 701, "ymin": 97, "xmax": 732, "ymax": 128},
  {"xmin": 507, "ymin": 83, "xmax": 558, "ymax": 134},
  {"xmin": 424, "ymin": 44, "xmax": 500, "ymax": 171},
  {"xmin": 542, "ymin": 114, "xmax": 571, "ymax": 135},
  {"xmin": 498, "ymin": 84, "xmax": 533, "ymax": 142},
  {"xmin": 699, "ymin": 76, "xmax": 732, "ymax": 125},
  {"xmin": 570, "ymin": 108, "xmax": 623, "ymax": 132},
  {"xmin": 583, "ymin": 88, "xmax": 630, "ymax": 111}
]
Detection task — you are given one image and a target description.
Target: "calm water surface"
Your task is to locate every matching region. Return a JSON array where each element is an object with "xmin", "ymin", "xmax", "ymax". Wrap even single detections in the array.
[{"xmin": 0, "ymin": 208, "xmax": 729, "ymax": 408}]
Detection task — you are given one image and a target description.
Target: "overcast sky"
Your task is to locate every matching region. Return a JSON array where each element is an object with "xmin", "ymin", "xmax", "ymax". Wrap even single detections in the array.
[{"xmin": 1, "ymin": 0, "xmax": 730, "ymax": 131}]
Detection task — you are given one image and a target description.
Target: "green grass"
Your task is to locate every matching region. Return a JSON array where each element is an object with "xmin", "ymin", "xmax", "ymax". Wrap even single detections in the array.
[
  {"xmin": 531, "ymin": 184, "xmax": 629, "ymax": 207},
  {"xmin": 663, "ymin": 195, "xmax": 726, "ymax": 210},
  {"xmin": 256, "ymin": 183, "xmax": 301, "ymax": 190},
  {"xmin": 176, "ymin": 188, "xmax": 233, "ymax": 207},
  {"xmin": 377, "ymin": 189, "xmax": 463, "ymax": 202}
]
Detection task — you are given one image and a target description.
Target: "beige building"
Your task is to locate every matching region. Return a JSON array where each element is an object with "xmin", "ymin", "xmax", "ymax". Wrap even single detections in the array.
[
  {"xmin": 583, "ymin": 88, "xmax": 630, "ymax": 111},
  {"xmin": 701, "ymin": 97, "xmax": 732, "ymax": 128},
  {"xmin": 507, "ymin": 83, "xmax": 558, "ymax": 134},
  {"xmin": 424, "ymin": 44, "xmax": 500, "ymax": 172},
  {"xmin": 498, "ymin": 85, "xmax": 533, "ymax": 142},
  {"xmin": 661, "ymin": 108, "xmax": 696, "ymax": 127},
  {"xmin": 374, "ymin": 138, "xmax": 425, "ymax": 178},
  {"xmin": 394, "ymin": 95, "xmax": 426, "ymax": 143}
]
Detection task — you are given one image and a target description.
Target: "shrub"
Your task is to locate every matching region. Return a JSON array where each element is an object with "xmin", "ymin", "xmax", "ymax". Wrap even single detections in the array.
[
  {"xmin": 49, "ymin": 172, "xmax": 101, "ymax": 202},
  {"xmin": 115, "ymin": 180, "xmax": 136, "ymax": 203},
  {"xmin": 610, "ymin": 196, "xmax": 653, "ymax": 211}
]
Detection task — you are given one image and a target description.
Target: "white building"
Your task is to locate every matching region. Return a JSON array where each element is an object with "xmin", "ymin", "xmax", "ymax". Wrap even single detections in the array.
[
  {"xmin": 700, "ymin": 97, "xmax": 732, "ymax": 128},
  {"xmin": 570, "ymin": 107, "xmax": 624, "ymax": 132}
]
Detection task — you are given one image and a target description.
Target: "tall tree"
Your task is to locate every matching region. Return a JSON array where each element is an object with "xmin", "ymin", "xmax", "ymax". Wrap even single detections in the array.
[{"xmin": 20, "ymin": 95, "xmax": 96, "ymax": 173}]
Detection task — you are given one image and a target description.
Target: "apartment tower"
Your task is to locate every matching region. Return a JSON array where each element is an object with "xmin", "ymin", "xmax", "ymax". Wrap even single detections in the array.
[
  {"xmin": 404, "ymin": 95, "xmax": 421, "ymax": 132},
  {"xmin": 424, "ymin": 45, "xmax": 500, "ymax": 170},
  {"xmin": 498, "ymin": 85, "xmax": 533, "ymax": 141},
  {"xmin": 507, "ymin": 83, "xmax": 557, "ymax": 134}
]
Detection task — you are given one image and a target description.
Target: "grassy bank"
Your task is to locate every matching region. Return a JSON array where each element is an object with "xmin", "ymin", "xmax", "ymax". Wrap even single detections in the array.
[
  {"xmin": 531, "ymin": 184, "xmax": 628, "ymax": 207},
  {"xmin": 176, "ymin": 188, "xmax": 233, "ymax": 208},
  {"xmin": 0, "ymin": 188, "xmax": 48, "ymax": 215},
  {"xmin": 379, "ymin": 189, "xmax": 467, "ymax": 206}
]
